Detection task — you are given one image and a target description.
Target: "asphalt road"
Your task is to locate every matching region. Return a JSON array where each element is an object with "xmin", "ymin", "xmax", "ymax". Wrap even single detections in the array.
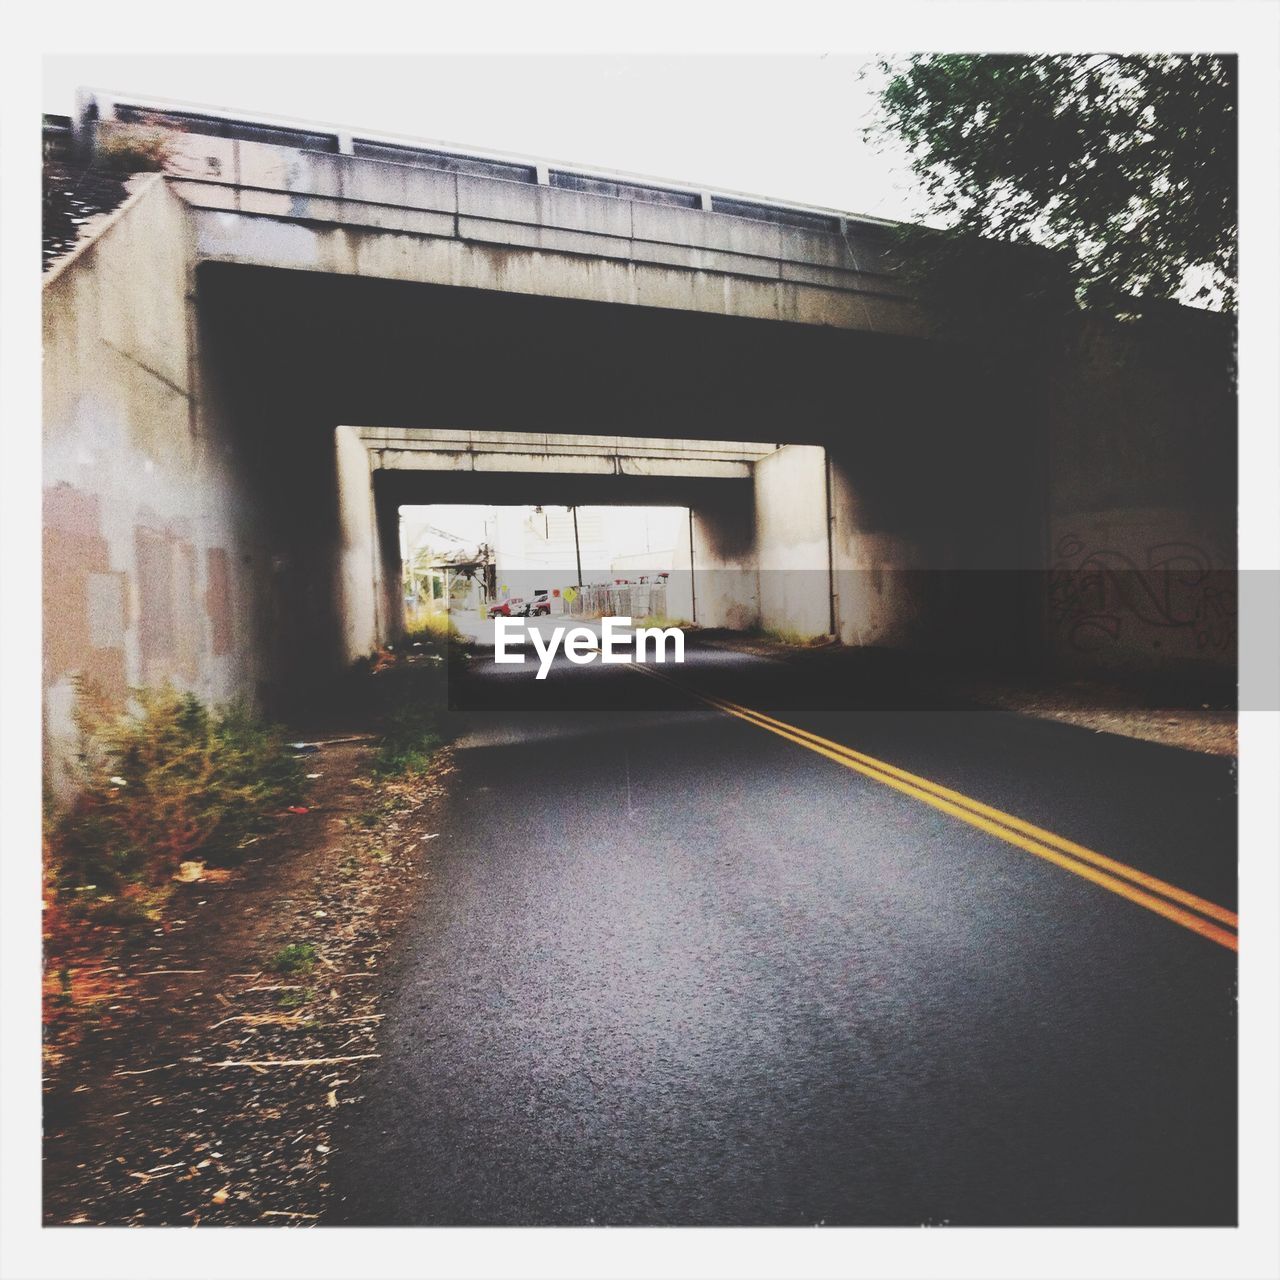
[{"xmin": 331, "ymin": 643, "xmax": 1237, "ymax": 1226}]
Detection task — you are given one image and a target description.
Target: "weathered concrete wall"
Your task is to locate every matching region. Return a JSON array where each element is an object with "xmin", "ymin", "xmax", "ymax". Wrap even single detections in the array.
[
  {"xmin": 43, "ymin": 179, "xmax": 222, "ymax": 773},
  {"xmin": 1043, "ymin": 312, "xmax": 1236, "ymax": 671},
  {"xmin": 826, "ymin": 444, "xmax": 972, "ymax": 655},
  {"xmin": 668, "ymin": 491, "xmax": 759, "ymax": 630},
  {"xmin": 332, "ymin": 425, "xmax": 405, "ymax": 664},
  {"xmin": 374, "ymin": 481, "xmax": 406, "ymax": 648},
  {"xmin": 754, "ymin": 445, "xmax": 831, "ymax": 639},
  {"xmin": 128, "ymin": 122, "xmax": 922, "ymax": 340},
  {"xmin": 819, "ymin": 342, "xmax": 1043, "ymax": 663},
  {"xmin": 42, "ymin": 181, "xmax": 416, "ymax": 786},
  {"xmin": 334, "ymin": 426, "xmax": 383, "ymax": 664},
  {"xmin": 358, "ymin": 427, "xmax": 774, "ymax": 480},
  {"xmin": 43, "ymin": 177, "xmax": 275, "ymax": 790},
  {"xmin": 828, "ymin": 457, "xmax": 935, "ymax": 651}
]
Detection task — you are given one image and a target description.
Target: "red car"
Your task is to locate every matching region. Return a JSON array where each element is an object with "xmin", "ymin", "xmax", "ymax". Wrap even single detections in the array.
[{"xmin": 487, "ymin": 597, "xmax": 524, "ymax": 619}]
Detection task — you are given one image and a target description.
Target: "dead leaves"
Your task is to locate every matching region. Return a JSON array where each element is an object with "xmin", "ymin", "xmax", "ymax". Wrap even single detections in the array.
[{"xmin": 172, "ymin": 862, "xmax": 236, "ymax": 885}]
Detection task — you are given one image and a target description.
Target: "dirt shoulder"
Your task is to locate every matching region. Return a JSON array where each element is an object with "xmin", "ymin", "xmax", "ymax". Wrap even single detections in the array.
[
  {"xmin": 697, "ymin": 633, "xmax": 1236, "ymax": 757},
  {"xmin": 42, "ymin": 733, "xmax": 454, "ymax": 1225}
]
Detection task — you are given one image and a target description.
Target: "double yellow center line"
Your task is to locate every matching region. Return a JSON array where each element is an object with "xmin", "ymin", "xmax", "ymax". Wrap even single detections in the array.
[{"xmin": 632, "ymin": 663, "xmax": 1238, "ymax": 952}]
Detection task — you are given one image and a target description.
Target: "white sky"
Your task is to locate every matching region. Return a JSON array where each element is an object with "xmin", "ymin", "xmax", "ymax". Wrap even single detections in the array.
[
  {"xmin": 43, "ymin": 54, "xmax": 931, "ymax": 222},
  {"xmin": 402, "ymin": 504, "xmax": 683, "ymax": 560}
]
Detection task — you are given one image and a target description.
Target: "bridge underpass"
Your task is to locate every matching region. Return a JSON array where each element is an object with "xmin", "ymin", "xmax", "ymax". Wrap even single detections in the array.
[
  {"xmin": 328, "ymin": 413, "xmax": 1047, "ymax": 674},
  {"xmin": 185, "ymin": 260, "xmax": 1043, "ymax": 715},
  {"xmin": 43, "ymin": 95, "xmax": 1233, "ymax": 765},
  {"xmin": 40, "ymin": 92, "xmax": 1240, "ymax": 1229}
]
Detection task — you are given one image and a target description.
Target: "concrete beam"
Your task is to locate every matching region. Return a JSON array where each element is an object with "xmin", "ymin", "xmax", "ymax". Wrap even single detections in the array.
[
  {"xmin": 369, "ymin": 448, "xmax": 754, "ymax": 480},
  {"xmin": 353, "ymin": 427, "xmax": 776, "ymax": 462},
  {"xmin": 121, "ymin": 123, "xmax": 924, "ymax": 336},
  {"xmin": 354, "ymin": 428, "xmax": 776, "ymax": 482}
]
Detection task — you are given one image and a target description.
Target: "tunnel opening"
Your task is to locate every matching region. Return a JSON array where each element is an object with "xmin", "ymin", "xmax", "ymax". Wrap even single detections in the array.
[
  {"xmin": 334, "ymin": 424, "xmax": 782, "ymax": 663},
  {"xmin": 400, "ymin": 502, "xmax": 695, "ymax": 643},
  {"xmin": 191, "ymin": 261, "xmax": 1048, "ymax": 716}
]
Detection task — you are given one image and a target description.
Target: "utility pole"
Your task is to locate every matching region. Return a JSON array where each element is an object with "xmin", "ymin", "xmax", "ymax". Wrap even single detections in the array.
[
  {"xmin": 824, "ymin": 453, "xmax": 838, "ymax": 638},
  {"xmin": 571, "ymin": 505, "xmax": 583, "ymax": 588},
  {"xmin": 688, "ymin": 506, "xmax": 697, "ymax": 625}
]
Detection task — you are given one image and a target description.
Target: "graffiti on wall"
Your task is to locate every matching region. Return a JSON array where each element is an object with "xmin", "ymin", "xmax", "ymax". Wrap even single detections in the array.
[
  {"xmin": 1048, "ymin": 534, "xmax": 1236, "ymax": 655},
  {"xmin": 43, "ymin": 483, "xmax": 241, "ymax": 708}
]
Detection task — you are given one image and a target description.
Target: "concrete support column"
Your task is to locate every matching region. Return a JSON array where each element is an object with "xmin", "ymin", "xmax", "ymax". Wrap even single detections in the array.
[
  {"xmin": 822, "ymin": 361, "xmax": 1038, "ymax": 661},
  {"xmin": 668, "ymin": 487, "xmax": 758, "ymax": 629},
  {"xmin": 333, "ymin": 425, "xmax": 385, "ymax": 664},
  {"xmin": 826, "ymin": 450, "xmax": 932, "ymax": 649},
  {"xmin": 753, "ymin": 445, "xmax": 832, "ymax": 640},
  {"xmin": 373, "ymin": 479, "xmax": 405, "ymax": 647}
]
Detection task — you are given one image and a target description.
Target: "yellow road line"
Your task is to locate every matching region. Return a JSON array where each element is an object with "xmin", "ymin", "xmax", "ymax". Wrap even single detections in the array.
[
  {"xmin": 632, "ymin": 663, "xmax": 1238, "ymax": 952},
  {"xmin": 700, "ymin": 683, "xmax": 1235, "ymax": 928}
]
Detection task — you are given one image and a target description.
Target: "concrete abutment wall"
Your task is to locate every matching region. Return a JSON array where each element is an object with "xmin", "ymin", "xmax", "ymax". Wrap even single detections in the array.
[
  {"xmin": 43, "ymin": 183, "xmax": 394, "ymax": 790},
  {"xmin": 669, "ymin": 488, "xmax": 759, "ymax": 630},
  {"xmin": 43, "ymin": 178, "xmax": 278, "ymax": 792},
  {"xmin": 1042, "ymin": 313, "xmax": 1236, "ymax": 672}
]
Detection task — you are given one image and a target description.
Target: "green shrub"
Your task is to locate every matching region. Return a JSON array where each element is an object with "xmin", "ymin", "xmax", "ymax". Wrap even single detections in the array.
[
  {"xmin": 268, "ymin": 942, "xmax": 317, "ymax": 976},
  {"xmin": 53, "ymin": 683, "xmax": 306, "ymax": 890}
]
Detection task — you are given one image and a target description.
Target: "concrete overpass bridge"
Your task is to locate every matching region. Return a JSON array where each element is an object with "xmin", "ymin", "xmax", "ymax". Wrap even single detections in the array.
[{"xmin": 43, "ymin": 90, "xmax": 1235, "ymax": 764}]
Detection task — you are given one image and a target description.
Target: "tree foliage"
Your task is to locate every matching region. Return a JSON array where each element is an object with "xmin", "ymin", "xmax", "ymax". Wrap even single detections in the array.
[{"xmin": 871, "ymin": 55, "xmax": 1236, "ymax": 312}]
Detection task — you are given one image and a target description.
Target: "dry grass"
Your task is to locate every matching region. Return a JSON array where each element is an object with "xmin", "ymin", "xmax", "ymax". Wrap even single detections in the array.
[{"xmin": 95, "ymin": 126, "xmax": 175, "ymax": 175}]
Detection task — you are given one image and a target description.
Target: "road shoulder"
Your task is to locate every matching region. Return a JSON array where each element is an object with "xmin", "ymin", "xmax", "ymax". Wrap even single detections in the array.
[{"xmin": 42, "ymin": 738, "xmax": 453, "ymax": 1225}]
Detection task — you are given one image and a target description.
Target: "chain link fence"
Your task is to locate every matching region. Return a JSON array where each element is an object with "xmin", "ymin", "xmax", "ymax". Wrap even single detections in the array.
[{"xmin": 561, "ymin": 580, "xmax": 669, "ymax": 621}]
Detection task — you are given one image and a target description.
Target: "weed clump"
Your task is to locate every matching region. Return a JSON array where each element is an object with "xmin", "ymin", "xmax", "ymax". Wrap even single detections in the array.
[
  {"xmin": 760, "ymin": 626, "xmax": 830, "ymax": 648},
  {"xmin": 50, "ymin": 683, "xmax": 306, "ymax": 902},
  {"xmin": 636, "ymin": 613, "xmax": 693, "ymax": 630},
  {"xmin": 268, "ymin": 943, "xmax": 318, "ymax": 976},
  {"xmin": 372, "ymin": 703, "xmax": 442, "ymax": 777},
  {"xmin": 95, "ymin": 125, "xmax": 176, "ymax": 175},
  {"xmin": 403, "ymin": 613, "xmax": 471, "ymax": 669},
  {"xmin": 404, "ymin": 612, "xmax": 460, "ymax": 643},
  {"xmin": 363, "ymin": 627, "xmax": 462, "ymax": 777}
]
